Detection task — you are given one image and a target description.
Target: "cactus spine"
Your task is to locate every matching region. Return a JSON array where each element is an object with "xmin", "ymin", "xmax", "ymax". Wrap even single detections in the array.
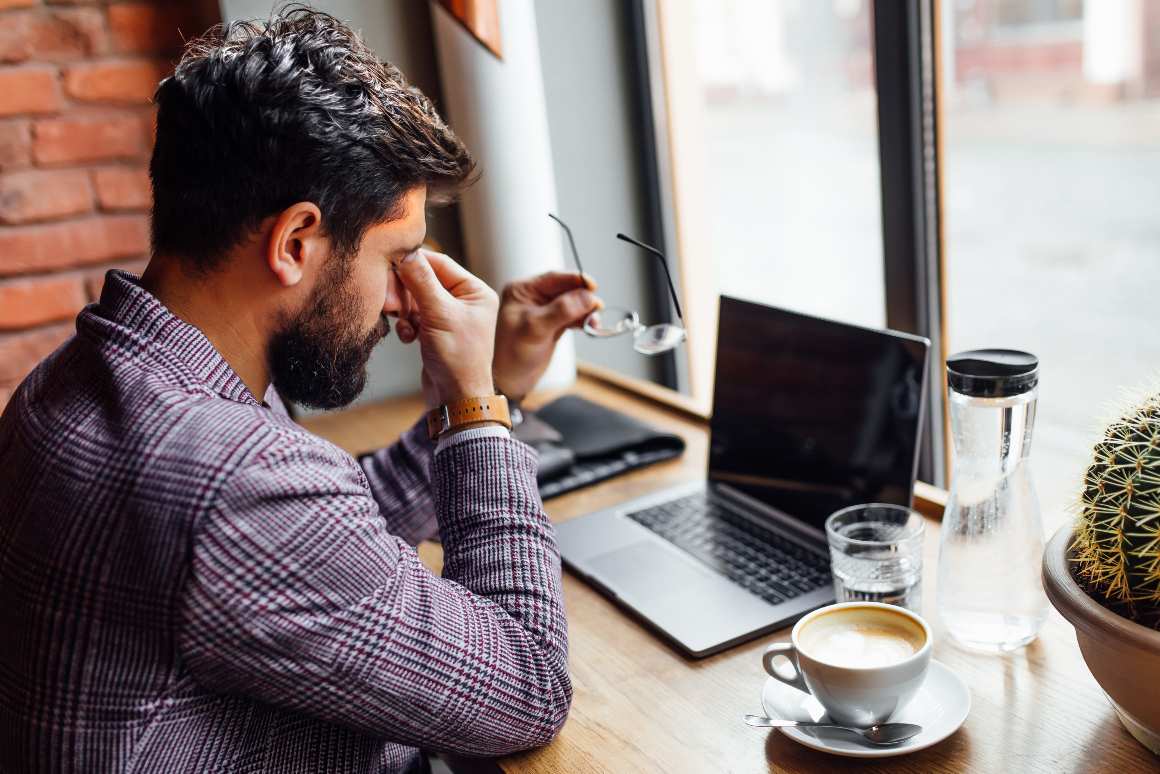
[{"xmin": 1072, "ymin": 395, "xmax": 1160, "ymax": 629}]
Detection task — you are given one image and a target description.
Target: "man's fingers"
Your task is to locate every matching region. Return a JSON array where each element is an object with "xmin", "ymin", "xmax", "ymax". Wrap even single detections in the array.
[
  {"xmin": 534, "ymin": 288, "xmax": 602, "ymax": 333},
  {"xmin": 524, "ymin": 271, "xmax": 597, "ymax": 298},
  {"xmin": 395, "ymin": 250, "xmax": 451, "ymax": 307},
  {"xmin": 420, "ymin": 249, "xmax": 488, "ymax": 298},
  {"xmin": 398, "ymin": 278, "xmax": 414, "ymax": 320}
]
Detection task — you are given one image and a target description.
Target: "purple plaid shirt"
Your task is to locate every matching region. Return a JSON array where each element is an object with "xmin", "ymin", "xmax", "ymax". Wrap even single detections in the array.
[{"xmin": 0, "ymin": 271, "xmax": 571, "ymax": 773}]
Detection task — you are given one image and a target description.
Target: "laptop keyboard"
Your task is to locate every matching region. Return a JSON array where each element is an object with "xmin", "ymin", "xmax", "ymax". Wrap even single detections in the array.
[{"xmin": 627, "ymin": 492, "xmax": 832, "ymax": 606}]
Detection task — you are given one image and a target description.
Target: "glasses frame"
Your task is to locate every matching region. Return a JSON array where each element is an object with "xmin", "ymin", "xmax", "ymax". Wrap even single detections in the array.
[{"xmin": 549, "ymin": 213, "xmax": 686, "ymax": 355}]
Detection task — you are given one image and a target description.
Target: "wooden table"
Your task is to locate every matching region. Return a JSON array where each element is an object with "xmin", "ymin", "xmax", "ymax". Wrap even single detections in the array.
[{"xmin": 302, "ymin": 377, "xmax": 1157, "ymax": 773}]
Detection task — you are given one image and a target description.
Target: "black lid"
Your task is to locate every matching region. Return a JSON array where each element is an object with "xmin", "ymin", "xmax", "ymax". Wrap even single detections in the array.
[{"xmin": 946, "ymin": 349, "xmax": 1038, "ymax": 397}]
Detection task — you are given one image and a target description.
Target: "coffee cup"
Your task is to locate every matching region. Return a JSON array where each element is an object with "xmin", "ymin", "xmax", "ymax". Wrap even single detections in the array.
[{"xmin": 762, "ymin": 601, "xmax": 932, "ymax": 727}]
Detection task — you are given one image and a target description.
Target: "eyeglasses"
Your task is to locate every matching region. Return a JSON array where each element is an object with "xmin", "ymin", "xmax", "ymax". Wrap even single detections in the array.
[{"xmin": 549, "ymin": 213, "xmax": 687, "ymax": 356}]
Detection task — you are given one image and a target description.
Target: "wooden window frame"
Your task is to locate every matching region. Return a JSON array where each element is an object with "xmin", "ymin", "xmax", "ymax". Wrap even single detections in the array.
[{"xmin": 582, "ymin": 0, "xmax": 952, "ymax": 491}]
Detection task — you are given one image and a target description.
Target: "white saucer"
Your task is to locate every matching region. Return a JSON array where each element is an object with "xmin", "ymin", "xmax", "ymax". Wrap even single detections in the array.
[{"xmin": 760, "ymin": 659, "xmax": 970, "ymax": 759}]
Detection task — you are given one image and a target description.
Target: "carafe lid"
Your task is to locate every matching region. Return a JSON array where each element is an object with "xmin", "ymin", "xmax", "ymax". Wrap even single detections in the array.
[{"xmin": 947, "ymin": 349, "xmax": 1038, "ymax": 397}]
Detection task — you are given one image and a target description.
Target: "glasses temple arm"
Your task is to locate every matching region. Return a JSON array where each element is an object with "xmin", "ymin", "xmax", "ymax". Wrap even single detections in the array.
[
  {"xmin": 616, "ymin": 233, "xmax": 684, "ymax": 321},
  {"xmin": 548, "ymin": 213, "xmax": 586, "ymax": 278}
]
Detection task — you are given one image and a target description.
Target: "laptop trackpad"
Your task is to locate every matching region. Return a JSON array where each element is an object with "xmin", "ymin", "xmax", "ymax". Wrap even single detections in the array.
[{"xmin": 587, "ymin": 541, "xmax": 773, "ymax": 651}]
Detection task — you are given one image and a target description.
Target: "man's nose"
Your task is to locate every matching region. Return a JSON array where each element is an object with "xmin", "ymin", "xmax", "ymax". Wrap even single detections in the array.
[{"xmin": 382, "ymin": 269, "xmax": 407, "ymax": 317}]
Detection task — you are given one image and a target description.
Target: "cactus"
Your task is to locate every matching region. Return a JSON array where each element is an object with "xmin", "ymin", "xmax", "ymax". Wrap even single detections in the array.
[{"xmin": 1072, "ymin": 395, "xmax": 1160, "ymax": 630}]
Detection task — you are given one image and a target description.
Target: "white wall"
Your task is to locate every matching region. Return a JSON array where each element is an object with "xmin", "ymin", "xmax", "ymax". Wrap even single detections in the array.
[{"xmin": 534, "ymin": 0, "xmax": 662, "ymax": 386}]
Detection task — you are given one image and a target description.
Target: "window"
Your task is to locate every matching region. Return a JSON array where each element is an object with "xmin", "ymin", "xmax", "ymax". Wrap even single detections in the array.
[
  {"xmin": 645, "ymin": 0, "xmax": 1154, "ymax": 504},
  {"xmin": 940, "ymin": 0, "xmax": 1160, "ymax": 526},
  {"xmin": 686, "ymin": 0, "xmax": 885, "ymax": 330}
]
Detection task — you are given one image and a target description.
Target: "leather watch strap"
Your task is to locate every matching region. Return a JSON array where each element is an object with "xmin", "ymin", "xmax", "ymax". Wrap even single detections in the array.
[{"xmin": 426, "ymin": 394, "xmax": 512, "ymax": 440}]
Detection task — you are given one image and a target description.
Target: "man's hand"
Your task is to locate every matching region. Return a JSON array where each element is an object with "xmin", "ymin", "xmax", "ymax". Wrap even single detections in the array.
[
  {"xmin": 493, "ymin": 272, "xmax": 602, "ymax": 402},
  {"xmin": 395, "ymin": 249, "xmax": 498, "ymax": 408}
]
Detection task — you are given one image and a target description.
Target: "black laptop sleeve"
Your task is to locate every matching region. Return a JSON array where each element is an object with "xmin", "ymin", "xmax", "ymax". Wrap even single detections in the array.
[{"xmin": 516, "ymin": 395, "xmax": 686, "ymax": 499}]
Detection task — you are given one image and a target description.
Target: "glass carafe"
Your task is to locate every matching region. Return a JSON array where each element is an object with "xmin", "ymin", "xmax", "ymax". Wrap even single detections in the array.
[{"xmin": 937, "ymin": 349, "xmax": 1048, "ymax": 652}]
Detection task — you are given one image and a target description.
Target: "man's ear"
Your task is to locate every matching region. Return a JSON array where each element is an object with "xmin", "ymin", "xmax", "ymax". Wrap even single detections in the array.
[{"xmin": 266, "ymin": 202, "xmax": 325, "ymax": 287}]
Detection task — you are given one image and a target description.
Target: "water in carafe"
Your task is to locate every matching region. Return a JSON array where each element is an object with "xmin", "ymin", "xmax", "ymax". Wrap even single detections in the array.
[{"xmin": 937, "ymin": 350, "xmax": 1048, "ymax": 652}]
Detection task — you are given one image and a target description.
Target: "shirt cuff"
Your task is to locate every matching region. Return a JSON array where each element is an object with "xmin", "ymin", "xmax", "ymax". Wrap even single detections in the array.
[{"xmin": 434, "ymin": 424, "xmax": 512, "ymax": 455}]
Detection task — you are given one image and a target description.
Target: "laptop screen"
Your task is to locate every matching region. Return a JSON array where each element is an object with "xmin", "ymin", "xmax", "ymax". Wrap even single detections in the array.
[{"xmin": 708, "ymin": 296, "xmax": 930, "ymax": 534}]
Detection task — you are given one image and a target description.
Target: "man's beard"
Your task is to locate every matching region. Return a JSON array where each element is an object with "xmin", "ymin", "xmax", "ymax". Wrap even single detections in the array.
[{"xmin": 268, "ymin": 261, "xmax": 388, "ymax": 411}]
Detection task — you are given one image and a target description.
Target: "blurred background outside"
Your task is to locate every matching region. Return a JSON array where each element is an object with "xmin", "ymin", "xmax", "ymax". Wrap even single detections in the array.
[{"xmin": 688, "ymin": 0, "xmax": 1160, "ymax": 530}]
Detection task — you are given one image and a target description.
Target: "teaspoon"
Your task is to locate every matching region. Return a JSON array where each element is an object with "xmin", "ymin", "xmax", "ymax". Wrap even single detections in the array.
[{"xmin": 743, "ymin": 714, "xmax": 922, "ymax": 746}]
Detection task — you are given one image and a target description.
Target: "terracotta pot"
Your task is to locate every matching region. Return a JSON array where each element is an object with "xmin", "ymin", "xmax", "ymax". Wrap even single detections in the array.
[{"xmin": 1042, "ymin": 527, "xmax": 1160, "ymax": 754}]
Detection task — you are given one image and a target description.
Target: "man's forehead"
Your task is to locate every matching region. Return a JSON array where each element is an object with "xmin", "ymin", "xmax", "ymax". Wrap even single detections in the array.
[{"xmin": 370, "ymin": 186, "xmax": 427, "ymax": 248}]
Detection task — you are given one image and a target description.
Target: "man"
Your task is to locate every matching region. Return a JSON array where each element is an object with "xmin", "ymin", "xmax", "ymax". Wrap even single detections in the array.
[{"xmin": 0, "ymin": 8, "xmax": 602, "ymax": 773}]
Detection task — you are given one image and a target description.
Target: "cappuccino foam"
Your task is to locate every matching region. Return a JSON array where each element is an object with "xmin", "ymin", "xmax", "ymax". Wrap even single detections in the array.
[{"xmin": 800, "ymin": 609, "xmax": 924, "ymax": 668}]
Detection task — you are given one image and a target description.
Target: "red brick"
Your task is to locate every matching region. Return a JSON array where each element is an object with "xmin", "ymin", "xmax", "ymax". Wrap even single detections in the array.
[
  {"xmin": 0, "ymin": 214, "xmax": 149, "ymax": 275},
  {"xmin": 46, "ymin": 8, "xmax": 107, "ymax": 56},
  {"xmin": 0, "ymin": 120, "xmax": 31, "ymax": 171},
  {"xmin": 91, "ymin": 165, "xmax": 150, "ymax": 210},
  {"xmin": 0, "ymin": 66, "xmax": 64, "ymax": 116},
  {"xmin": 0, "ymin": 168, "xmax": 92, "ymax": 224},
  {"xmin": 32, "ymin": 113, "xmax": 148, "ymax": 164},
  {"xmin": 0, "ymin": 9, "xmax": 107, "ymax": 64},
  {"xmin": 85, "ymin": 257, "xmax": 147, "ymax": 300},
  {"xmin": 63, "ymin": 58, "xmax": 167, "ymax": 105},
  {"xmin": 108, "ymin": 3, "xmax": 206, "ymax": 56},
  {"xmin": 0, "ymin": 323, "xmax": 72, "ymax": 384},
  {"xmin": 0, "ymin": 273, "xmax": 87, "ymax": 329}
]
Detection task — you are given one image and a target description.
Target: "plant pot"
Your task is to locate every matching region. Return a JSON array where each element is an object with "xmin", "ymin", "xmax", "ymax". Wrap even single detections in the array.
[{"xmin": 1042, "ymin": 526, "xmax": 1160, "ymax": 754}]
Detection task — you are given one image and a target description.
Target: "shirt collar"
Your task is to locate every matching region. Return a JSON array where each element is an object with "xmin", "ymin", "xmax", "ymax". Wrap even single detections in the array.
[{"xmin": 86, "ymin": 270, "xmax": 261, "ymax": 406}]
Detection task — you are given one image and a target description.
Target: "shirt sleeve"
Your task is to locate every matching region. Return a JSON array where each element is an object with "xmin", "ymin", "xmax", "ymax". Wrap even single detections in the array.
[
  {"xmin": 358, "ymin": 417, "xmax": 439, "ymax": 545},
  {"xmin": 178, "ymin": 432, "xmax": 571, "ymax": 756},
  {"xmin": 435, "ymin": 424, "xmax": 511, "ymax": 453}
]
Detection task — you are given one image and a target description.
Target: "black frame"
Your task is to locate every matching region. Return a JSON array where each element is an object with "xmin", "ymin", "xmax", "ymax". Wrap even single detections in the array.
[
  {"xmin": 624, "ymin": 0, "xmax": 680, "ymax": 390},
  {"xmin": 873, "ymin": 0, "xmax": 946, "ymax": 486},
  {"xmin": 616, "ymin": 233, "xmax": 684, "ymax": 321}
]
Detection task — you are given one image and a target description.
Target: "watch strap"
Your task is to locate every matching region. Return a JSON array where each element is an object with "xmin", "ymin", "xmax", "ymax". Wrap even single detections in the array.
[{"xmin": 426, "ymin": 394, "xmax": 512, "ymax": 440}]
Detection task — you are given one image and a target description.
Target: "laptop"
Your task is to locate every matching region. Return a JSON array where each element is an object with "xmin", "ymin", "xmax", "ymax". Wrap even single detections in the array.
[{"xmin": 556, "ymin": 295, "xmax": 930, "ymax": 657}]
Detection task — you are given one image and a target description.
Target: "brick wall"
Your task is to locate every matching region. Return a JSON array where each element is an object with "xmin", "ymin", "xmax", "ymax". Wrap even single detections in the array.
[{"xmin": 0, "ymin": 0, "xmax": 219, "ymax": 410}]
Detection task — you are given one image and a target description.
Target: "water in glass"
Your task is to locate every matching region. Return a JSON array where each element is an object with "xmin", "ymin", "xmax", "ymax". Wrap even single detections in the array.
[{"xmin": 827, "ymin": 505, "xmax": 924, "ymax": 612}]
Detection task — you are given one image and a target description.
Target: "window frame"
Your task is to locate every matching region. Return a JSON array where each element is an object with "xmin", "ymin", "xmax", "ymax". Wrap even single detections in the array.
[
  {"xmin": 872, "ymin": 0, "xmax": 948, "ymax": 486},
  {"xmin": 602, "ymin": 0, "xmax": 951, "ymax": 486}
]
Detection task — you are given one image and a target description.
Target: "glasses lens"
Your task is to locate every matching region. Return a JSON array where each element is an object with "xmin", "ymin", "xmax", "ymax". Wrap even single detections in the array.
[
  {"xmin": 633, "ymin": 324, "xmax": 686, "ymax": 355},
  {"xmin": 583, "ymin": 307, "xmax": 639, "ymax": 338}
]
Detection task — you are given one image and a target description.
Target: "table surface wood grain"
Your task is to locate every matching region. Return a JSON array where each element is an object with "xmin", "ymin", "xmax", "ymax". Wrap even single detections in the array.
[{"xmin": 302, "ymin": 376, "xmax": 1157, "ymax": 774}]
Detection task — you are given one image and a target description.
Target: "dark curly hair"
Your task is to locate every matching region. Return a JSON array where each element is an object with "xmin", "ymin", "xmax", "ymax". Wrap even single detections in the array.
[{"xmin": 149, "ymin": 5, "xmax": 474, "ymax": 270}]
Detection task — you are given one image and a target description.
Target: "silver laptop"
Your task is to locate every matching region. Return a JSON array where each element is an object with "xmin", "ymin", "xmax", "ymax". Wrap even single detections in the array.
[{"xmin": 557, "ymin": 296, "xmax": 930, "ymax": 658}]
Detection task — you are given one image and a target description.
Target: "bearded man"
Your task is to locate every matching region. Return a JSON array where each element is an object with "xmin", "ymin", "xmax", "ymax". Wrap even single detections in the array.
[{"xmin": 0, "ymin": 8, "xmax": 602, "ymax": 773}]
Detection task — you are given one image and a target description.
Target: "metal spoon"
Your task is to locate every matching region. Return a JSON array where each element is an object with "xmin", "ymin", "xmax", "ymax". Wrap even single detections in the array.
[{"xmin": 743, "ymin": 714, "xmax": 922, "ymax": 746}]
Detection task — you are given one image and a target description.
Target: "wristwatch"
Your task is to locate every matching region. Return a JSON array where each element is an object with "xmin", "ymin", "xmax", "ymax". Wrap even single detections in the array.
[{"xmin": 426, "ymin": 394, "xmax": 513, "ymax": 440}]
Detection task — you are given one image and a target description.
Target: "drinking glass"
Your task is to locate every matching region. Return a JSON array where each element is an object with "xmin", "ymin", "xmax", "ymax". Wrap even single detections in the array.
[
  {"xmin": 549, "ymin": 213, "xmax": 686, "ymax": 355},
  {"xmin": 825, "ymin": 503, "xmax": 924, "ymax": 612}
]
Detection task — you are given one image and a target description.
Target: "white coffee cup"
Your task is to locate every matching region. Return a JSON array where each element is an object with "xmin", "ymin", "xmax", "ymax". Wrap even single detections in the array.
[{"xmin": 762, "ymin": 601, "xmax": 932, "ymax": 727}]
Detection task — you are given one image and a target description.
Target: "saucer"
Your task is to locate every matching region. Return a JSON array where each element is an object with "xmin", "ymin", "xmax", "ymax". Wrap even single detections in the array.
[{"xmin": 760, "ymin": 659, "xmax": 970, "ymax": 759}]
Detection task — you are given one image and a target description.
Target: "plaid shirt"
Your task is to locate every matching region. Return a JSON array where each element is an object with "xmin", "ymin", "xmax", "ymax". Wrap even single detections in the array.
[{"xmin": 0, "ymin": 271, "xmax": 571, "ymax": 773}]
